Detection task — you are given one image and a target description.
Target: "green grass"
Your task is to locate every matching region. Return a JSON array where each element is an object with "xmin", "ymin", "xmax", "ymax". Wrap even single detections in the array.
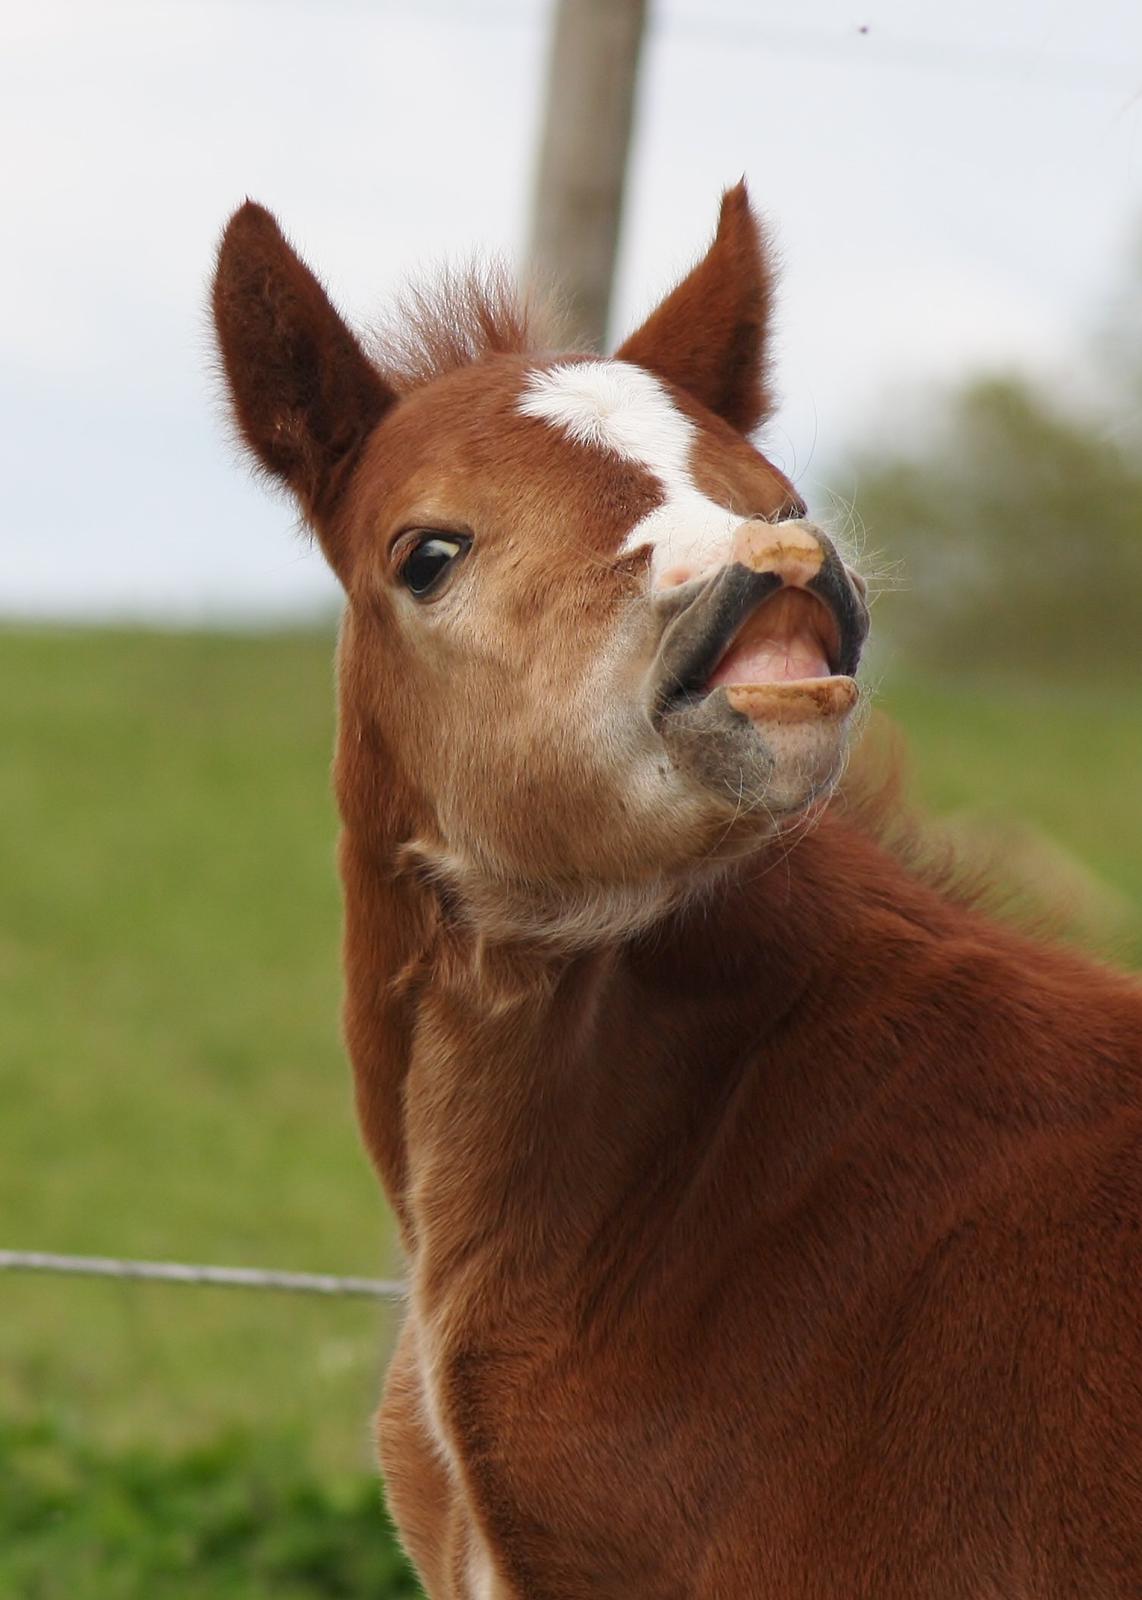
[
  {"xmin": 0, "ymin": 626, "xmax": 395, "ymax": 1473},
  {"xmin": 0, "ymin": 1419, "xmax": 420, "ymax": 1599},
  {"xmin": 0, "ymin": 625, "xmax": 1138, "ymax": 1594},
  {"xmin": 877, "ymin": 669, "xmax": 1141, "ymax": 959},
  {"xmin": 880, "ymin": 671, "xmax": 1141, "ymax": 906}
]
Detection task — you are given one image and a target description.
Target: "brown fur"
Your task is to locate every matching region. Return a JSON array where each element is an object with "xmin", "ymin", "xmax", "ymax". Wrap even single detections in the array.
[
  {"xmin": 616, "ymin": 181, "xmax": 778, "ymax": 434},
  {"xmin": 212, "ymin": 184, "xmax": 1142, "ymax": 1598}
]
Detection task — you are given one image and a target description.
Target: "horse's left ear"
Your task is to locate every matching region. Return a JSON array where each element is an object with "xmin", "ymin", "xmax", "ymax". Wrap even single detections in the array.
[{"xmin": 615, "ymin": 181, "xmax": 776, "ymax": 435}]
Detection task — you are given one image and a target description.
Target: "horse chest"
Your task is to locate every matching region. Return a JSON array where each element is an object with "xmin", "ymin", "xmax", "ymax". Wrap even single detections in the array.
[{"xmin": 411, "ymin": 1286, "xmax": 843, "ymax": 1600}]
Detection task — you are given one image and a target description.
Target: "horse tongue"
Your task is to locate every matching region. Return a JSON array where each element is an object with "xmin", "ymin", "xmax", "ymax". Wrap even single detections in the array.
[{"xmin": 706, "ymin": 589, "xmax": 832, "ymax": 689}]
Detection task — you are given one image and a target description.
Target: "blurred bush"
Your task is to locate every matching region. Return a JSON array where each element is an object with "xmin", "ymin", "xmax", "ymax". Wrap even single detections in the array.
[
  {"xmin": 0, "ymin": 1418, "xmax": 422, "ymax": 1600},
  {"xmin": 846, "ymin": 238, "xmax": 1142, "ymax": 678}
]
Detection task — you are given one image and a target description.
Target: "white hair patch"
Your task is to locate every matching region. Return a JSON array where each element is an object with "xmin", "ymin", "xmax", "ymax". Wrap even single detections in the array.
[{"xmin": 518, "ymin": 360, "xmax": 743, "ymax": 583}]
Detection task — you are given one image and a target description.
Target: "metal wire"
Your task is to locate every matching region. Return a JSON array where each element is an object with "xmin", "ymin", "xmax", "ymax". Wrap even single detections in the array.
[{"xmin": 0, "ymin": 1250, "xmax": 406, "ymax": 1301}]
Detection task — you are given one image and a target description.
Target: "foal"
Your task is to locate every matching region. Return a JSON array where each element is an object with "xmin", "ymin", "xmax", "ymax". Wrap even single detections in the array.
[{"xmin": 213, "ymin": 184, "xmax": 1141, "ymax": 1598}]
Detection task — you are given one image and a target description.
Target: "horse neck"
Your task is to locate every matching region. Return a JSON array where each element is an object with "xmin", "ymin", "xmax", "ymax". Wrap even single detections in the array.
[{"xmin": 342, "ymin": 809, "xmax": 961, "ymax": 1278}]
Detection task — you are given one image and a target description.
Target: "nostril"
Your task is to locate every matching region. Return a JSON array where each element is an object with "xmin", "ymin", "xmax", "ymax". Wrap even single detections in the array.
[{"xmin": 656, "ymin": 563, "xmax": 698, "ymax": 590}]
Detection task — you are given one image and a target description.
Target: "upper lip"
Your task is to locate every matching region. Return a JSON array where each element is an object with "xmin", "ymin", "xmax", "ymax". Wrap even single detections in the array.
[{"xmin": 649, "ymin": 556, "xmax": 868, "ymax": 723}]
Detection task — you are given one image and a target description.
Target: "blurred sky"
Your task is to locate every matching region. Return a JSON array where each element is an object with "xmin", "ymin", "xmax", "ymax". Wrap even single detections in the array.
[{"xmin": 3, "ymin": 0, "xmax": 1141, "ymax": 621}]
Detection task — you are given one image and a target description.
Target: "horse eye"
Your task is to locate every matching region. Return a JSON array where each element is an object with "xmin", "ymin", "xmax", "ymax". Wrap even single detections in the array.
[{"xmin": 399, "ymin": 533, "xmax": 469, "ymax": 597}]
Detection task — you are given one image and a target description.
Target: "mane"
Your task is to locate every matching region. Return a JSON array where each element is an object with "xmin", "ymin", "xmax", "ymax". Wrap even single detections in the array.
[
  {"xmin": 831, "ymin": 711, "xmax": 1139, "ymax": 964},
  {"xmin": 368, "ymin": 260, "xmax": 574, "ymax": 391}
]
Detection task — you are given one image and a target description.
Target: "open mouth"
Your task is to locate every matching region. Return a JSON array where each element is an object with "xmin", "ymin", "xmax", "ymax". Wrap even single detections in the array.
[
  {"xmin": 652, "ymin": 555, "xmax": 867, "ymax": 728},
  {"xmin": 703, "ymin": 586, "xmax": 857, "ymax": 723},
  {"xmin": 706, "ymin": 588, "xmax": 841, "ymax": 690}
]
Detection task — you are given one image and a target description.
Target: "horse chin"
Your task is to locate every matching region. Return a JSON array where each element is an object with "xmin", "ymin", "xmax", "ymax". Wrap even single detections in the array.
[{"xmin": 659, "ymin": 677, "xmax": 860, "ymax": 823}]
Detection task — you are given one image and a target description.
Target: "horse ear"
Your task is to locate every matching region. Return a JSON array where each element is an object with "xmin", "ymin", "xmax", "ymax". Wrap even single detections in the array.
[
  {"xmin": 615, "ymin": 181, "xmax": 777, "ymax": 435},
  {"xmin": 212, "ymin": 201, "xmax": 394, "ymax": 578}
]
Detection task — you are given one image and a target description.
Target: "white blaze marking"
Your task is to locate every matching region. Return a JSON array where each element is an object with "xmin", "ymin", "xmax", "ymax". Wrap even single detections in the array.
[{"xmin": 518, "ymin": 360, "xmax": 742, "ymax": 582}]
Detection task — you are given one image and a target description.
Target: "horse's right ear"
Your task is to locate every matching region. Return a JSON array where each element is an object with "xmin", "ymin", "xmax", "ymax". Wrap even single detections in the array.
[{"xmin": 212, "ymin": 202, "xmax": 394, "ymax": 578}]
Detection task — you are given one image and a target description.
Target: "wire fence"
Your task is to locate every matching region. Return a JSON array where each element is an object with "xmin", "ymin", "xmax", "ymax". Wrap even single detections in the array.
[{"xmin": 0, "ymin": 1250, "xmax": 406, "ymax": 1301}]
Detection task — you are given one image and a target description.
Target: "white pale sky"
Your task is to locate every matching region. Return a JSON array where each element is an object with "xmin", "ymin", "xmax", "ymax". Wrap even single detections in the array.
[{"xmin": 3, "ymin": 0, "xmax": 1140, "ymax": 621}]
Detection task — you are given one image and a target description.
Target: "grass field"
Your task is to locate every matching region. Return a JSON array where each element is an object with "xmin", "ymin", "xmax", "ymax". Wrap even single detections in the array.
[
  {"xmin": 1, "ymin": 624, "xmax": 1138, "ymax": 1592},
  {"xmin": 1, "ymin": 627, "xmax": 391, "ymax": 1475}
]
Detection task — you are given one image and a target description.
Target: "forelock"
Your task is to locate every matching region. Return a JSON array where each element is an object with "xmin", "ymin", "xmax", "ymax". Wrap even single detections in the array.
[{"xmin": 369, "ymin": 262, "xmax": 570, "ymax": 391}]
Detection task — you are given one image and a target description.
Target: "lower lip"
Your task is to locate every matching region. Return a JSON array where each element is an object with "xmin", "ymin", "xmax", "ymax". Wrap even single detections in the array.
[{"xmin": 721, "ymin": 676, "xmax": 859, "ymax": 723}]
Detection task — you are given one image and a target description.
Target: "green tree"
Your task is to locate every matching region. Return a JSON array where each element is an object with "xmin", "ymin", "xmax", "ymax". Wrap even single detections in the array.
[{"xmin": 847, "ymin": 263, "xmax": 1142, "ymax": 679}]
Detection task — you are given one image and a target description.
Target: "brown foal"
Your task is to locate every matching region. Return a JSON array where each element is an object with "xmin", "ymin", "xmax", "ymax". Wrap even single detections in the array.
[{"xmin": 212, "ymin": 183, "xmax": 1141, "ymax": 1598}]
